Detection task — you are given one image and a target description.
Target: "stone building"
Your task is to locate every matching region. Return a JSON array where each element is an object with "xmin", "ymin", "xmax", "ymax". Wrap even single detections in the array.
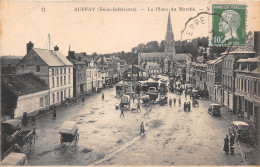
[
  {"xmin": 16, "ymin": 42, "xmax": 73, "ymax": 105},
  {"xmin": 221, "ymin": 50, "xmax": 255, "ymax": 112}
]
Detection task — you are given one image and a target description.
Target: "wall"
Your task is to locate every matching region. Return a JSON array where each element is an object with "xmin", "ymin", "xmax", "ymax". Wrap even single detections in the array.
[{"xmin": 14, "ymin": 90, "xmax": 49, "ymax": 118}]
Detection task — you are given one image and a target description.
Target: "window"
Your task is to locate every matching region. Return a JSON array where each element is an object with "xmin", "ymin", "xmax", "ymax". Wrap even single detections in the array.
[
  {"xmin": 254, "ymin": 80, "xmax": 257, "ymax": 95},
  {"xmin": 64, "ymin": 76, "xmax": 66, "ymax": 85},
  {"xmin": 52, "ymin": 77, "xmax": 55, "ymax": 88},
  {"xmin": 64, "ymin": 89, "xmax": 66, "ymax": 98},
  {"xmin": 241, "ymin": 79, "xmax": 244, "ymax": 91},
  {"xmin": 36, "ymin": 66, "xmax": 40, "ymax": 72},
  {"xmin": 69, "ymin": 89, "xmax": 71, "ymax": 97},
  {"xmin": 40, "ymin": 98, "xmax": 44, "ymax": 107},
  {"xmin": 57, "ymin": 77, "xmax": 59, "ymax": 86},
  {"xmin": 52, "ymin": 93, "xmax": 55, "ymax": 103},
  {"xmin": 69, "ymin": 68, "xmax": 71, "ymax": 73},
  {"xmin": 60, "ymin": 77, "xmax": 63, "ymax": 86},
  {"xmin": 57, "ymin": 92, "xmax": 59, "ymax": 102},
  {"xmin": 64, "ymin": 68, "xmax": 66, "ymax": 74},
  {"xmin": 52, "ymin": 69, "xmax": 55, "ymax": 76},
  {"xmin": 248, "ymin": 80, "xmax": 250, "ymax": 93},
  {"xmin": 244, "ymin": 79, "xmax": 247, "ymax": 92},
  {"xmin": 60, "ymin": 68, "xmax": 63, "ymax": 74},
  {"xmin": 69, "ymin": 75, "xmax": 71, "ymax": 84},
  {"xmin": 56, "ymin": 69, "xmax": 59, "ymax": 75}
]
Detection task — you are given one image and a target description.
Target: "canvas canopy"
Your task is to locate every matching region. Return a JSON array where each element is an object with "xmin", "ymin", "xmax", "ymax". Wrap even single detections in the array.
[
  {"xmin": 1, "ymin": 153, "xmax": 27, "ymax": 166},
  {"xmin": 59, "ymin": 121, "xmax": 78, "ymax": 134}
]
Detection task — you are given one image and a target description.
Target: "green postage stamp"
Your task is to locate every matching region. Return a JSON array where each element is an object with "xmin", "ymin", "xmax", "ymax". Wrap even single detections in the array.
[{"xmin": 211, "ymin": 4, "xmax": 246, "ymax": 46}]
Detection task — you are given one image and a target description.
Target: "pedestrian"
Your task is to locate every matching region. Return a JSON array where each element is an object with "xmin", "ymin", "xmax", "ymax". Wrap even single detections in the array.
[
  {"xmin": 223, "ymin": 135, "xmax": 229, "ymax": 154},
  {"xmin": 173, "ymin": 98, "xmax": 176, "ymax": 106},
  {"xmin": 230, "ymin": 134, "xmax": 235, "ymax": 146},
  {"xmin": 133, "ymin": 95, "xmax": 135, "ymax": 103},
  {"xmin": 178, "ymin": 98, "xmax": 181, "ymax": 107},
  {"xmin": 31, "ymin": 113, "xmax": 36, "ymax": 126},
  {"xmin": 184, "ymin": 102, "xmax": 186, "ymax": 111},
  {"xmin": 120, "ymin": 108, "xmax": 124, "ymax": 118},
  {"xmin": 190, "ymin": 92, "xmax": 192, "ymax": 99},
  {"xmin": 169, "ymin": 98, "xmax": 172, "ymax": 107},
  {"xmin": 188, "ymin": 101, "xmax": 191, "ymax": 111},
  {"xmin": 82, "ymin": 97, "xmax": 85, "ymax": 105},
  {"xmin": 102, "ymin": 93, "xmax": 104, "ymax": 101},
  {"xmin": 230, "ymin": 145, "xmax": 235, "ymax": 156},
  {"xmin": 137, "ymin": 102, "xmax": 141, "ymax": 112},
  {"xmin": 140, "ymin": 122, "xmax": 145, "ymax": 135},
  {"xmin": 53, "ymin": 110, "xmax": 56, "ymax": 119},
  {"xmin": 22, "ymin": 112, "xmax": 28, "ymax": 126}
]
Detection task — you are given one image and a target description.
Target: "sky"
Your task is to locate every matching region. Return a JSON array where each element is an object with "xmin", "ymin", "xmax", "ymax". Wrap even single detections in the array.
[{"xmin": 0, "ymin": 0, "xmax": 259, "ymax": 56}]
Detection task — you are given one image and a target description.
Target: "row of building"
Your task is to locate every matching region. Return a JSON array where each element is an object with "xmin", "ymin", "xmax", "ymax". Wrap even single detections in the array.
[
  {"xmin": 1, "ymin": 42, "xmax": 128, "ymax": 119},
  {"xmin": 183, "ymin": 32, "xmax": 260, "ymax": 132}
]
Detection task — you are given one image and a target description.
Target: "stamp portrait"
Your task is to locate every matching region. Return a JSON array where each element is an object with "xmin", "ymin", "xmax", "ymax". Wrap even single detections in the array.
[{"xmin": 211, "ymin": 4, "xmax": 246, "ymax": 46}]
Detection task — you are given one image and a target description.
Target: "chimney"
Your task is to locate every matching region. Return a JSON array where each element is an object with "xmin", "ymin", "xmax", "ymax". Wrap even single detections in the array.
[
  {"xmin": 254, "ymin": 31, "xmax": 260, "ymax": 57},
  {"xmin": 54, "ymin": 45, "xmax": 59, "ymax": 51},
  {"xmin": 27, "ymin": 41, "xmax": 34, "ymax": 53},
  {"xmin": 68, "ymin": 51, "xmax": 75, "ymax": 59},
  {"xmin": 78, "ymin": 56, "xmax": 82, "ymax": 61}
]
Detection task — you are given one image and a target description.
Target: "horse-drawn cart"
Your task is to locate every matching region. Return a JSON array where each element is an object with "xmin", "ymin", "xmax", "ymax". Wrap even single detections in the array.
[
  {"xmin": 2, "ymin": 119, "xmax": 35, "ymax": 157},
  {"xmin": 59, "ymin": 121, "xmax": 79, "ymax": 147}
]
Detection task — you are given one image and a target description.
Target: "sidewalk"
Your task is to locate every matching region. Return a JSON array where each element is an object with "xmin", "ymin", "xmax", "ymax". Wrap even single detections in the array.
[{"xmin": 220, "ymin": 106, "xmax": 259, "ymax": 165}]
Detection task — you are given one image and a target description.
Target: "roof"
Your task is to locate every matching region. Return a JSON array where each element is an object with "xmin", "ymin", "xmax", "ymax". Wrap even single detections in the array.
[
  {"xmin": 33, "ymin": 48, "xmax": 73, "ymax": 66},
  {"xmin": 70, "ymin": 59, "xmax": 86, "ymax": 65},
  {"xmin": 221, "ymin": 50, "xmax": 255, "ymax": 55},
  {"xmin": 0, "ymin": 57, "xmax": 21, "ymax": 67},
  {"xmin": 1, "ymin": 73, "xmax": 49, "ymax": 96},
  {"xmin": 139, "ymin": 52, "xmax": 165, "ymax": 59},
  {"xmin": 133, "ymin": 65, "xmax": 147, "ymax": 72},
  {"xmin": 237, "ymin": 57, "xmax": 260, "ymax": 63},
  {"xmin": 232, "ymin": 121, "xmax": 249, "ymax": 126},
  {"xmin": 2, "ymin": 119, "xmax": 22, "ymax": 127},
  {"xmin": 207, "ymin": 56, "xmax": 223, "ymax": 64}
]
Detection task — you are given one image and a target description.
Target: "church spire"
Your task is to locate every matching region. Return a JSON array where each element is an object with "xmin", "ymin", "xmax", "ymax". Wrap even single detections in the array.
[{"xmin": 165, "ymin": 12, "xmax": 175, "ymax": 54}]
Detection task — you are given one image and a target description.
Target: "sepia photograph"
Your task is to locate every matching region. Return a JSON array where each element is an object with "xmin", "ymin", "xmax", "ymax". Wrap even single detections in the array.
[{"xmin": 0, "ymin": 0, "xmax": 259, "ymax": 166}]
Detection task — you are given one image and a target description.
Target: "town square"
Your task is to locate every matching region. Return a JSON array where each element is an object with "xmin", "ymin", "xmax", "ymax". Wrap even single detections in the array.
[{"xmin": 0, "ymin": 1, "xmax": 259, "ymax": 166}]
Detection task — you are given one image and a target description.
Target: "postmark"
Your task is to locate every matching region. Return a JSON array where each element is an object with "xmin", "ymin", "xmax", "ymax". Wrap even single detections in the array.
[{"xmin": 210, "ymin": 4, "xmax": 246, "ymax": 46}]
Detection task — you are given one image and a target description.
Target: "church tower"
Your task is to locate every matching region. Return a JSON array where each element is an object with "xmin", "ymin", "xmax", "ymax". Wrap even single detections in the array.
[{"xmin": 164, "ymin": 12, "xmax": 176, "ymax": 55}]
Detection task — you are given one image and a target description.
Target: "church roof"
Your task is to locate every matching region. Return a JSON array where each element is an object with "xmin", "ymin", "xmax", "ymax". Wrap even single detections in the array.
[{"xmin": 139, "ymin": 52, "xmax": 165, "ymax": 59}]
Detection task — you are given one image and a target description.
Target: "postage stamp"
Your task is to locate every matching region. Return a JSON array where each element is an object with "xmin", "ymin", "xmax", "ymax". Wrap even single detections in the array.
[{"xmin": 211, "ymin": 4, "xmax": 246, "ymax": 46}]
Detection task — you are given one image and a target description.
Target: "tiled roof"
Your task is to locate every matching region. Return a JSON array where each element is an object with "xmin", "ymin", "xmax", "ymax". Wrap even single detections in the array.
[
  {"xmin": 70, "ymin": 59, "xmax": 86, "ymax": 65},
  {"xmin": 1, "ymin": 73, "xmax": 49, "ymax": 96},
  {"xmin": 33, "ymin": 48, "xmax": 73, "ymax": 66}
]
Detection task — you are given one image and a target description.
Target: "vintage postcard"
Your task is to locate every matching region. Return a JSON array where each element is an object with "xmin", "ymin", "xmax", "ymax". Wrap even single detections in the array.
[{"xmin": 0, "ymin": 0, "xmax": 259, "ymax": 166}]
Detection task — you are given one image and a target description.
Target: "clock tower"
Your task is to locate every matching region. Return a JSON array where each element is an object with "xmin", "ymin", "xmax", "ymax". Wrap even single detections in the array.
[{"xmin": 164, "ymin": 12, "xmax": 175, "ymax": 55}]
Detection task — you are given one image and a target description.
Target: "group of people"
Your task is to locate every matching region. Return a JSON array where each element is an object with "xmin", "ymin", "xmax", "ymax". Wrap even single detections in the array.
[
  {"xmin": 183, "ymin": 101, "xmax": 191, "ymax": 111},
  {"xmin": 168, "ymin": 97, "xmax": 182, "ymax": 107},
  {"xmin": 223, "ymin": 134, "xmax": 235, "ymax": 155}
]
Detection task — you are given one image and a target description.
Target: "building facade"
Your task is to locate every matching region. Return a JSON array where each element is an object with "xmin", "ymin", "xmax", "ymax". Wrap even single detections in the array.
[
  {"xmin": 206, "ymin": 56, "xmax": 223, "ymax": 102},
  {"xmin": 16, "ymin": 42, "xmax": 73, "ymax": 106},
  {"xmin": 221, "ymin": 51, "xmax": 255, "ymax": 111}
]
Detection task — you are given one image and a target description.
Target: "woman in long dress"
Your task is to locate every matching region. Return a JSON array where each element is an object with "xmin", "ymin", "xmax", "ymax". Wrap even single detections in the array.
[{"xmin": 223, "ymin": 135, "xmax": 229, "ymax": 154}]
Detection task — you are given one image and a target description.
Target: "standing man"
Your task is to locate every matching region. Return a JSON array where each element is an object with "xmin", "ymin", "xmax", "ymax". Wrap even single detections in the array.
[
  {"xmin": 31, "ymin": 113, "xmax": 36, "ymax": 126},
  {"xmin": 102, "ymin": 93, "xmax": 104, "ymax": 101},
  {"xmin": 137, "ymin": 101, "xmax": 141, "ymax": 112},
  {"xmin": 178, "ymin": 98, "xmax": 181, "ymax": 107},
  {"xmin": 140, "ymin": 122, "xmax": 145, "ymax": 135},
  {"xmin": 173, "ymin": 98, "xmax": 176, "ymax": 106},
  {"xmin": 120, "ymin": 108, "xmax": 124, "ymax": 118},
  {"xmin": 230, "ymin": 134, "xmax": 235, "ymax": 156},
  {"xmin": 82, "ymin": 97, "xmax": 85, "ymax": 105},
  {"xmin": 169, "ymin": 98, "xmax": 172, "ymax": 107}
]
